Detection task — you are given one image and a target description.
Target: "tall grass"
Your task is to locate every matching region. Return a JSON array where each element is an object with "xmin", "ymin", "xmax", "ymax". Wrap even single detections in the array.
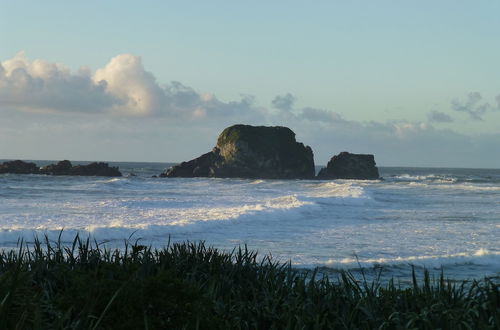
[{"xmin": 0, "ymin": 235, "xmax": 498, "ymax": 329}]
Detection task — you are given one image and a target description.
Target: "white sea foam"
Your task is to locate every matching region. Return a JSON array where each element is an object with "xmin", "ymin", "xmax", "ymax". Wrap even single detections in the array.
[
  {"xmin": 0, "ymin": 194, "xmax": 313, "ymax": 236},
  {"xmin": 1, "ymin": 165, "xmax": 500, "ymax": 281},
  {"xmin": 306, "ymin": 182, "xmax": 366, "ymax": 199},
  {"xmin": 401, "ymin": 182, "xmax": 500, "ymax": 191},
  {"xmin": 102, "ymin": 178, "xmax": 123, "ymax": 183},
  {"xmin": 324, "ymin": 249, "xmax": 500, "ymax": 269},
  {"xmin": 437, "ymin": 184, "xmax": 500, "ymax": 191},
  {"xmin": 390, "ymin": 174, "xmax": 457, "ymax": 184}
]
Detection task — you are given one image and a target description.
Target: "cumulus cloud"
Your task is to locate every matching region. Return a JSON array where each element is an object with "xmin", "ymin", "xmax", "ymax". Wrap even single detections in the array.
[
  {"xmin": 427, "ymin": 110, "xmax": 453, "ymax": 123},
  {"xmin": 271, "ymin": 93, "xmax": 295, "ymax": 111},
  {"xmin": 0, "ymin": 52, "xmax": 260, "ymax": 119},
  {"xmin": 0, "ymin": 51, "xmax": 117, "ymax": 113},
  {"xmin": 451, "ymin": 92, "xmax": 494, "ymax": 120},
  {"xmin": 93, "ymin": 54, "xmax": 166, "ymax": 116}
]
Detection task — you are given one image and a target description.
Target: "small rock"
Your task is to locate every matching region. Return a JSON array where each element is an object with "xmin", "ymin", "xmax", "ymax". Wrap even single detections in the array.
[
  {"xmin": 317, "ymin": 152, "xmax": 379, "ymax": 180},
  {"xmin": 70, "ymin": 162, "xmax": 122, "ymax": 177}
]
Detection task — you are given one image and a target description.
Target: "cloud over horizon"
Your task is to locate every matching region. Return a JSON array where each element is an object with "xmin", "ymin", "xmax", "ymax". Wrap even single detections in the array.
[
  {"xmin": 0, "ymin": 52, "xmax": 117, "ymax": 113},
  {"xmin": 1, "ymin": 52, "xmax": 500, "ymax": 167},
  {"xmin": 0, "ymin": 52, "xmax": 258, "ymax": 120}
]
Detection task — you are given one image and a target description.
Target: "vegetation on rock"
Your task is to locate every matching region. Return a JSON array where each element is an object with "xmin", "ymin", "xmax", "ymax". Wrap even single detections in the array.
[{"xmin": 162, "ymin": 124, "xmax": 315, "ymax": 179}]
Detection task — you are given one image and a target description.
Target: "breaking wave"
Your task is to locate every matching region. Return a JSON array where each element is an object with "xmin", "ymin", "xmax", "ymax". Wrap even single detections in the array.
[{"xmin": 323, "ymin": 249, "xmax": 500, "ymax": 270}]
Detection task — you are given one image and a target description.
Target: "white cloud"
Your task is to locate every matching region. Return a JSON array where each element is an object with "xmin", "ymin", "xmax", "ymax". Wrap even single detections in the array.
[
  {"xmin": 0, "ymin": 52, "xmax": 116, "ymax": 113},
  {"xmin": 0, "ymin": 52, "xmax": 260, "ymax": 119},
  {"xmin": 93, "ymin": 54, "xmax": 165, "ymax": 116}
]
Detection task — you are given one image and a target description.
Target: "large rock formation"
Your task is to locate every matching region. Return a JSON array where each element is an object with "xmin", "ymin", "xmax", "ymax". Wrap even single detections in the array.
[
  {"xmin": 0, "ymin": 160, "xmax": 122, "ymax": 177},
  {"xmin": 161, "ymin": 124, "xmax": 315, "ymax": 179},
  {"xmin": 317, "ymin": 152, "xmax": 379, "ymax": 180}
]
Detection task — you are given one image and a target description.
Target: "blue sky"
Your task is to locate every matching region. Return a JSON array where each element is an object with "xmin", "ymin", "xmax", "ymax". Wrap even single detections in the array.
[{"xmin": 1, "ymin": 1, "xmax": 500, "ymax": 167}]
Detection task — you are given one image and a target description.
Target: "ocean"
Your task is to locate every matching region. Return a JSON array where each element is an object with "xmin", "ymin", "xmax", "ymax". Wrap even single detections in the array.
[{"xmin": 1, "ymin": 160, "xmax": 499, "ymax": 282}]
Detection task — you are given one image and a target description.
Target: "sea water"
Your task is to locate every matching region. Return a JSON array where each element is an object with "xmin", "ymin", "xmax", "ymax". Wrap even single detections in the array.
[{"xmin": 0, "ymin": 161, "xmax": 499, "ymax": 282}]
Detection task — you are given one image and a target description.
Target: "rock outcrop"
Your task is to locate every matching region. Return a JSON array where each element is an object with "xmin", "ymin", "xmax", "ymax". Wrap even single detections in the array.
[
  {"xmin": 70, "ymin": 162, "xmax": 122, "ymax": 177},
  {"xmin": 161, "ymin": 124, "xmax": 315, "ymax": 179},
  {"xmin": 317, "ymin": 152, "xmax": 379, "ymax": 180},
  {"xmin": 39, "ymin": 160, "xmax": 73, "ymax": 175},
  {"xmin": 162, "ymin": 151, "xmax": 221, "ymax": 178},
  {"xmin": 0, "ymin": 160, "xmax": 122, "ymax": 177},
  {"xmin": 0, "ymin": 160, "xmax": 39, "ymax": 174}
]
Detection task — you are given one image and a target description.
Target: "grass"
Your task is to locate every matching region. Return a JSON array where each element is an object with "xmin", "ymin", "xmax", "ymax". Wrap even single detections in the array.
[{"xmin": 0, "ymin": 235, "xmax": 498, "ymax": 329}]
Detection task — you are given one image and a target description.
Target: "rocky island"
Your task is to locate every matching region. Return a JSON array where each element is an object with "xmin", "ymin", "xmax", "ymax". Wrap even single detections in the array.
[
  {"xmin": 0, "ymin": 160, "xmax": 122, "ymax": 177},
  {"xmin": 161, "ymin": 124, "xmax": 315, "ymax": 179},
  {"xmin": 317, "ymin": 152, "xmax": 379, "ymax": 180},
  {"xmin": 161, "ymin": 125, "xmax": 381, "ymax": 180}
]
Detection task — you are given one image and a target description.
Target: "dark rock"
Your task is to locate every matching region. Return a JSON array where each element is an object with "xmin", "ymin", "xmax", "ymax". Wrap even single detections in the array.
[
  {"xmin": 317, "ymin": 152, "xmax": 379, "ymax": 180},
  {"xmin": 0, "ymin": 160, "xmax": 39, "ymax": 174},
  {"xmin": 161, "ymin": 124, "xmax": 315, "ymax": 179},
  {"xmin": 39, "ymin": 160, "xmax": 73, "ymax": 175},
  {"xmin": 161, "ymin": 150, "xmax": 221, "ymax": 178},
  {"xmin": 70, "ymin": 162, "xmax": 122, "ymax": 177},
  {"xmin": 0, "ymin": 160, "xmax": 122, "ymax": 177}
]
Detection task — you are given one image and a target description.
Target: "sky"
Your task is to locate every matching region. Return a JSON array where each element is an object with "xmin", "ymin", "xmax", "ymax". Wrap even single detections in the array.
[{"xmin": 1, "ymin": 1, "xmax": 500, "ymax": 167}]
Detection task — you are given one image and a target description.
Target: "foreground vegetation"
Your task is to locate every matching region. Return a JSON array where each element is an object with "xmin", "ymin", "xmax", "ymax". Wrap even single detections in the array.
[{"xmin": 0, "ymin": 236, "xmax": 498, "ymax": 329}]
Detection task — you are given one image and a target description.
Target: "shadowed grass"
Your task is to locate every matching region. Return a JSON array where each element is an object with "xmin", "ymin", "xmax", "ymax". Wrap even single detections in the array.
[{"xmin": 0, "ymin": 235, "xmax": 498, "ymax": 329}]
